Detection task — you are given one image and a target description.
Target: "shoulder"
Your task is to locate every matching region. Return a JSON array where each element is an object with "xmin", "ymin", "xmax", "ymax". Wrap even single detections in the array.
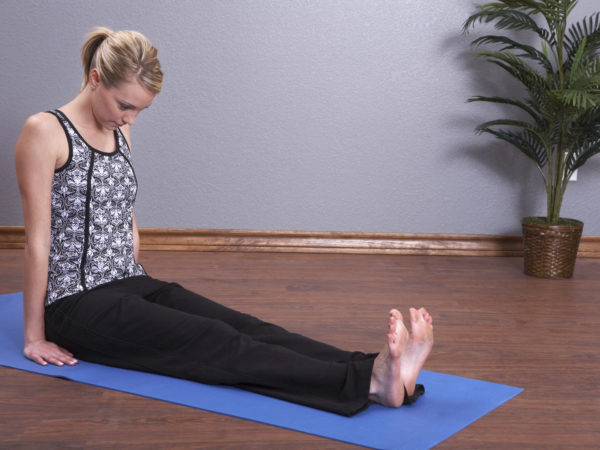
[
  {"xmin": 20, "ymin": 112, "xmax": 62, "ymax": 142},
  {"xmin": 23, "ymin": 111, "xmax": 59, "ymax": 131},
  {"xmin": 16, "ymin": 112, "xmax": 65, "ymax": 166}
]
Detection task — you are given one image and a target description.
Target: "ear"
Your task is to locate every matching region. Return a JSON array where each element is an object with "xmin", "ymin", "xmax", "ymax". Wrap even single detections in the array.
[{"xmin": 89, "ymin": 68, "xmax": 102, "ymax": 88}]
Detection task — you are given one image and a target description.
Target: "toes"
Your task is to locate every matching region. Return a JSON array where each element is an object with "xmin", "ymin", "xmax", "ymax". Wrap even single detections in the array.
[
  {"xmin": 389, "ymin": 309, "xmax": 403, "ymax": 333},
  {"xmin": 414, "ymin": 307, "xmax": 433, "ymax": 325},
  {"xmin": 420, "ymin": 308, "xmax": 433, "ymax": 325},
  {"xmin": 409, "ymin": 307, "xmax": 419, "ymax": 323}
]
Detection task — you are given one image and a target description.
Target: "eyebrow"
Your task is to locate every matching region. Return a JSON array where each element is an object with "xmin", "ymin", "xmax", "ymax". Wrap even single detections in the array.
[{"xmin": 118, "ymin": 99, "xmax": 151, "ymax": 110}]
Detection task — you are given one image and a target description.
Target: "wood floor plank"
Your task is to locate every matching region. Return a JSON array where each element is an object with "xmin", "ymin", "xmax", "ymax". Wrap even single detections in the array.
[{"xmin": 1, "ymin": 249, "xmax": 598, "ymax": 448}]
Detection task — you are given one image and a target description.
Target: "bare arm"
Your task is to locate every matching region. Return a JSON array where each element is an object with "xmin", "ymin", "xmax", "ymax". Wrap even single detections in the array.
[
  {"xmin": 15, "ymin": 113, "xmax": 77, "ymax": 366},
  {"xmin": 133, "ymin": 212, "xmax": 141, "ymax": 263}
]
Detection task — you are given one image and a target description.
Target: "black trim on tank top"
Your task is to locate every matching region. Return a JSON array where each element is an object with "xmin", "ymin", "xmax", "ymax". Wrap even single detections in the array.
[
  {"xmin": 55, "ymin": 109, "xmax": 120, "ymax": 156},
  {"xmin": 116, "ymin": 128, "xmax": 139, "ymax": 202},
  {"xmin": 124, "ymin": 157, "xmax": 138, "ymax": 203},
  {"xmin": 47, "ymin": 110, "xmax": 74, "ymax": 173},
  {"xmin": 117, "ymin": 127, "xmax": 132, "ymax": 153},
  {"xmin": 80, "ymin": 152, "xmax": 96, "ymax": 290}
]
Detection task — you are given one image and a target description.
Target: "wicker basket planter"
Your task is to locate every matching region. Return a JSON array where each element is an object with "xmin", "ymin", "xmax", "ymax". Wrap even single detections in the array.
[{"xmin": 522, "ymin": 217, "xmax": 583, "ymax": 279}]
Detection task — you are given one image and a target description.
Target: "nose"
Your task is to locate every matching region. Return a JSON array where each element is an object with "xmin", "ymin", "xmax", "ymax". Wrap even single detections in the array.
[{"xmin": 123, "ymin": 111, "xmax": 137, "ymax": 125}]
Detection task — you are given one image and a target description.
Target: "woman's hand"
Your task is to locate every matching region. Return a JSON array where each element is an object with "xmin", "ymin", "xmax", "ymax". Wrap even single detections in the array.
[{"xmin": 24, "ymin": 340, "xmax": 78, "ymax": 367}]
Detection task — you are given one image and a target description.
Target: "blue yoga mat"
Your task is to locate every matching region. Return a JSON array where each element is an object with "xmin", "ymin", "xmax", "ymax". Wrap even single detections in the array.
[{"xmin": 0, "ymin": 292, "xmax": 522, "ymax": 449}]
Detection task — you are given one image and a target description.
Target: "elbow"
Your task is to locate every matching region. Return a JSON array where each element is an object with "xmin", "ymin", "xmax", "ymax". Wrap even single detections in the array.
[{"xmin": 24, "ymin": 239, "xmax": 50, "ymax": 261}]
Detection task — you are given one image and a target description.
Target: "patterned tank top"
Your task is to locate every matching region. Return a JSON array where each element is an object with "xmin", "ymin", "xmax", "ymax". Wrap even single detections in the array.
[{"xmin": 45, "ymin": 109, "xmax": 146, "ymax": 306}]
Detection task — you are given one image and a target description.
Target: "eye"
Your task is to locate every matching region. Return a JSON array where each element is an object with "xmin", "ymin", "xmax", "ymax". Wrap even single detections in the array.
[{"xmin": 119, "ymin": 102, "xmax": 132, "ymax": 111}]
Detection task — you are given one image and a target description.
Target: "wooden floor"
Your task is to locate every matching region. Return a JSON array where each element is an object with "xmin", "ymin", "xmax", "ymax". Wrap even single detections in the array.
[{"xmin": 1, "ymin": 249, "xmax": 599, "ymax": 448}]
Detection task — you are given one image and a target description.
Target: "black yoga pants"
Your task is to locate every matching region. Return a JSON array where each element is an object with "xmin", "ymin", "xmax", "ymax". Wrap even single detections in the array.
[{"xmin": 44, "ymin": 276, "xmax": 376, "ymax": 416}]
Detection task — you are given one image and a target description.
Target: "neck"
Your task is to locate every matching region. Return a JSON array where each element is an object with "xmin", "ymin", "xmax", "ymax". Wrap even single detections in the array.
[{"xmin": 61, "ymin": 86, "xmax": 108, "ymax": 134}]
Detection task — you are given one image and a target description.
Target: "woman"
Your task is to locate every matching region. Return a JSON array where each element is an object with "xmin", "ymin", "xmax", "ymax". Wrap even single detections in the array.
[{"xmin": 14, "ymin": 27, "xmax": 434, "ymax": 416}]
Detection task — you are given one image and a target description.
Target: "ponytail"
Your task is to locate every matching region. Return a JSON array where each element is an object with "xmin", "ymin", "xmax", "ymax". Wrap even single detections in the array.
[
  {"xmin": 79, "ymin": 26, "xmax": 163, "ymax": 94},
  {"xmin": 80, "ymin": 27, "xmax": 112, "ymax": 91}
]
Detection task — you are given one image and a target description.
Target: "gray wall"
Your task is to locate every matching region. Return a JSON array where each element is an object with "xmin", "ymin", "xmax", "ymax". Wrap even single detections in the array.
[{"xmin": 2, "ymin": 0, "xmax": 599, "ymax": 235}]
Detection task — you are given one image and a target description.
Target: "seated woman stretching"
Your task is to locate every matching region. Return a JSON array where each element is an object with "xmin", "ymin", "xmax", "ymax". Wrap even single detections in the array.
[{"xmin": 14, "ymin": 27, "xmax": 434, "ymax": 417}]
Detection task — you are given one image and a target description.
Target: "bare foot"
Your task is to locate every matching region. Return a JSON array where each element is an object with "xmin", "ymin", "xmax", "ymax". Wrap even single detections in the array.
[
  {"xmin": 369, "ymin": 309, "xmax": 409, "ymax": 407},
  {"xmin": 401, "ymin": 307, "xmax": 434, "ymax": 396}
]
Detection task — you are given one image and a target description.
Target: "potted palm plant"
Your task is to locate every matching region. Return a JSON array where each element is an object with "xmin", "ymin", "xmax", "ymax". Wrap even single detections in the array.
[{"xmin": 464, "ymin": 0, "xmax": 600, "ymax": 278}]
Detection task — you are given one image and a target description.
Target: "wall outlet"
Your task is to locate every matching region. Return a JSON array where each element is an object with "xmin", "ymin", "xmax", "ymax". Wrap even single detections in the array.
[{"xmin": 570, "ymin": 169, "xmax": 578, "ymax": 181}]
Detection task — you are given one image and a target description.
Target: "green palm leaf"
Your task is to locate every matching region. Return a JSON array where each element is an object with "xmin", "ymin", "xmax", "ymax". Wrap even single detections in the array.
[
  {"xmin": 479, "ymin": 51, "xmax": 549, "ymax": 96},
  {"xmin": 478, "ymin": 126, "xmax": 549, "ymax": 168},
  {"xmin": 568, "ymin": 104, "xmax": 600, "ymax": 144},
  {"xmin": 464, "ymin": 8, "xmax": 551, "ymax": 42},
  {"xmin": 564, "ymin": 12, "xmax": 600, "ymax": 66},
  {"xmin": 567, "ymin": 139, "xmax": 600, "ymax": 171},
  {"xmin": 471, "ymin": 35, "xmax": 554, "ymax": 72},
  {"xmin": 468, "ymin": 95, "xmax": 545, "ymax": 124}
]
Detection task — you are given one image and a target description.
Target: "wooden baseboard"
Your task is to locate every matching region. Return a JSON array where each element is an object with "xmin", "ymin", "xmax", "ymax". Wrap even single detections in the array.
[
  {"xmin": 2, "ymin": 225, "xmax": 599, "ymax": 257},
  {"xmin": 0, "ymin": 227, "xmax": 26, "ymax": 250},
  {"xmin": 138, "ymin": 228, "xmax": 527, "ymax": 256}
]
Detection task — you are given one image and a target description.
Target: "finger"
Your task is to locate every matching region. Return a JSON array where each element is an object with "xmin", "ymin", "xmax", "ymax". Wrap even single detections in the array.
[
  {"xmin": 58, "ymin": 354, "xmax": 78, "ymax": 366},
  {"xmin": 31, "ymin": 354, "xmax": 49, "ymax": 366},
  {"xmin": 56, "ymin": 349, "xmax": 78, "ymax": 365},
  {"xmin": 49, "ymin": 351, "xmax": 78, "ymax": 366},
  {"xmin": 64, "ymin": 356, "xmax": 78, "ymax": 366},
  {"xmin": 46, "ymin": 353, "xmax": 69, "ymax": 367},
  {"xmin": 46, "ymin": 343, "xmax": 77, "ymax": 364},
  {"xmin": 56, "ymin": 346, "xmax": 75, "ymax": 358},
  {"xmin": 32, "ymin": 350, "xmax": 74, "ymax": 367},
  {"xmin": 47, "ymin": 357, "xmax": 65, "ymax": 366},
  {"xmin": 24, "ymin": 349, "xmax": 48, "ymax": 366}
]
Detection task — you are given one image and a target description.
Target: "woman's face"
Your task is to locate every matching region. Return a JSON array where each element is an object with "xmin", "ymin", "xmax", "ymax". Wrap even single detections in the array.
[{"xmin": 91, "ymin": 70, "xmax": 155, "ymax": 131}]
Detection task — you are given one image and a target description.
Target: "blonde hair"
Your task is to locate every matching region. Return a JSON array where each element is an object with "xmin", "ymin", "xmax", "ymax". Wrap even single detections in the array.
[{"xmin": 80, "ymin": 26, "xmax": 163, "ymax": 94}]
